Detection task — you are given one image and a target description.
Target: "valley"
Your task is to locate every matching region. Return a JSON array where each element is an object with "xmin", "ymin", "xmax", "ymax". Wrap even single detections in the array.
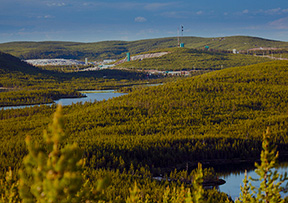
[{"xmin": 0, "ymin": 36, "xmax": 288, "ymax": 202}]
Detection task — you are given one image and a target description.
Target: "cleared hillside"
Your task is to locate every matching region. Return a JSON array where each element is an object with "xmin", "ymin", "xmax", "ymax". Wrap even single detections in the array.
[
  {"xmin": 0, "ymin": 36, "xmax": 287, "ymax": 61},
  {"xmin": 115, "ymin": 47, "xmax": 272, "ymax": 71}
]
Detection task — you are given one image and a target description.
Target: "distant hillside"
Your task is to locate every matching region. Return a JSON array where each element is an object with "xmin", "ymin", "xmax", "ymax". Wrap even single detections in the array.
[
  {"xmin": 115, "ymin": 47, "xmax": 272, "ymax": 71},
  {"xmin": 181, "ymin": 36, "xmax": 288, "ymax": 50},
  {"xmin": 0, "ymin": 51, "xmax": 157, "ymax": 89},
  {"xmin": 0, "ymin": 51, "xmax": 45, "ymax": 74},
  {"xmin": 0, "ymin": 51, "xmax": 60, "ymax": 88},
  {"xmin": 0, "ymin": 36, "xmax": 287, "ymax": 61}
]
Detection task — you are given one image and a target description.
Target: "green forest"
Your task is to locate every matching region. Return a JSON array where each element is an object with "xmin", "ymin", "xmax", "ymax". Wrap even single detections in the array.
[
  {"xmin": 1, "ymin": 36, "xmax": 288, "ymax": 61},
  {"xmin": 116, "ymin": 47, "xmax": 272, "ymax": 71},
  {"xmin": 1, "ymin": 59, "xmax": 288, "ymax": 202},
  {"xmin": 0, "ymin": 51, "xmax": 158, "ymax": 89},
  {"xmin": 0, "ymin": 51, "xmax": 168, "ymax": 106}
]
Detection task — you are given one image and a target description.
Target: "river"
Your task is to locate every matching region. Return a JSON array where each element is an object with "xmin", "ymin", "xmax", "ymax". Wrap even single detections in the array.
[{"xmin": 1, "ymin": 90, "xmax": 127, "ymax": 110}]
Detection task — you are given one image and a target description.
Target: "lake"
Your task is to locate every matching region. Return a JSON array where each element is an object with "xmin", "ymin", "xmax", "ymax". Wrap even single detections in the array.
[
  {"xmin": 1, "ymin": 83, "xmax": 163, "ymax": 110},
  {"xmin": 55, "ymin": 90, "xmax": 126, "ymax": 106},
  {"xmin": 1, "ymin": 90, "xmax": 127, "ymax": 110},
  {"xmin": 217, "ymin": 162, "xmax": 288, "ymax": 200}
]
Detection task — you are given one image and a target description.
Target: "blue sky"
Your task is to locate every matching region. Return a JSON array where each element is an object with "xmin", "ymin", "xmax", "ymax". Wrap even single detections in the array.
[{"xmin": 0, "ymin": 0, "xmax": 288, "ymax": 43}]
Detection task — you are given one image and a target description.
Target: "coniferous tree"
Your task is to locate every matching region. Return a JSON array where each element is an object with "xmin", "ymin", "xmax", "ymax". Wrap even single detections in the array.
[
  {"xmin": 18, "ymin": 104, "xmax": 86, "ymax": 203},
  {"xmin": 237, "ymin": 128, "xmax": 288, "ymax": 203},
  {"xmin": 0, "ymin": 168, "xmax": 20, "ymax": 203}
]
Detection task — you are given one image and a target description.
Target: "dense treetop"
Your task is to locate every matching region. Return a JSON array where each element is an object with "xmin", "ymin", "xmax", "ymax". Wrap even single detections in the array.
[
  {"xmin": 1, "ymin": 60, "xmax": 288, "ymax": 202},
  {"xmin": 1, "ymin": 36, "xmax": 288, "ymax": 61},
  {"xmin": 1, "ymin": 60, "xmax": 288, "ymax": 173}
]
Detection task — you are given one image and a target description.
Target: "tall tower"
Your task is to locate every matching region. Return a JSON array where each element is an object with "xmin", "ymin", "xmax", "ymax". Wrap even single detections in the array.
[
  {"xmin": 177, "ymin": 27, "xmax": 180, "ymax": 47},
  {"xmin": 179, "ymin": 25, "xmax": 184, "ymax": 47},
  {"xmin": 127, "ymin": 52, "xmax": 131, "ymax": 62}
]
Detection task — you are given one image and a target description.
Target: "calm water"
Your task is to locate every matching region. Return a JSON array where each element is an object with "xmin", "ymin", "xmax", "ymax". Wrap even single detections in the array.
[
  {"xmin": 56, "ymin": 90, "xmax": 126, "ymax": 106},
  {"xmin": 1, "ymin": 84, "xmax": 162, "ymax": 110},
  {"xmin": 218, "ymin": 162, "xmax": 288, "ymax": 200},
  {"xmin": 1, "ymin": 90, "xmax": 126, "ymax": 110}
]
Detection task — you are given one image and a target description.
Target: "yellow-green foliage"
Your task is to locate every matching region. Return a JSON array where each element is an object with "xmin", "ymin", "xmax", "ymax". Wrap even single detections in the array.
[
  {"xmin": 0, "ymin": 168, "xmax": 20, "ymax": 203},
  {"xmin": 1, "ymin": 36, "xmax": 288, "ymax": 61},
  {"xmin": 1, "ymin": 106, "xmax": 287, "ymax": 202},
  {"xmin": 0, "ymin": 89, "xmax": 83, "ymax": 107},
  {"xmin": 124, "ymin": 163, "xmax": 205, "ymax": 203},
  {"xmin": 0, "ymin": 51, "xmax": 160, "ymax": 92},
  {"xmin": 1, "ymin": 61, "xmax": 288, "ymax": 173},
  {"xmin": 1, "ymin": 61, "xmax": 288, "ymax": 202},
  {"xmin": 1, "ymin": 105, "xmax": 222, "ymax": 203},
  {"xmin": 236, "ymin": 129, "xmax": 288, "ymax": 203},
  {"xmin": 18, "ymin": 105, "xmax": 85, "ymax": 202},
  {"xmin": 117, "ymin": 48, "xmax": 271, "ymax": 71}
]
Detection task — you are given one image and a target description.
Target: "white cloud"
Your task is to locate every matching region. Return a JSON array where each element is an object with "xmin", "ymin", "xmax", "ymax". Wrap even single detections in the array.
[
  {"xmin": 135, "ymin": 17, "xmax": 147, "ymax": 23},
  {"xmin": 251, "ymin": 8, "xmax": 288, "ymax": 15},
  {"xmin": 37, "ymin": 15, "xmax": 54, "ymax": 19},
  {"xmin": 265, "ymin": 8, "xmax": 282, "ymax": 15},
  {"xmin": 259, "ymin": 8, "xmax": 288, "ymax": 15},
  {"xmin": 196, "ymin": 11, "xmax": 203, "ymax": 15},
  {"xmin": 235, "ymin": 8, "xmax": 288, "ymax": 16},
  {"xmin": 269, "ymin": 17, "xmax": 288, "ymax": 29},
  {"xmin": 144, "ymin": 3, "xmax": 175, "ymax": 11},
  {"xmin": 242, "ymin": 9, "xmax": 249, "ymax": 14},
  {"xmin": 47, "ymin": 2, "xmax": 66, "ymax": 7},
  {"xmin": 83, "ymin": 2, "xmax": 91, "ymax": 6},
  {"xmin": 45, "ymin": 15, "xmax": 53, "ymax": 19}
]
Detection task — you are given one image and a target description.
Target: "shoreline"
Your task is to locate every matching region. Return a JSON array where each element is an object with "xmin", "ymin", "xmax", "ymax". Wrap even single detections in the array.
[{"xmin": 157, "ymin": 154, "xmax": 288, "ymax": 175}]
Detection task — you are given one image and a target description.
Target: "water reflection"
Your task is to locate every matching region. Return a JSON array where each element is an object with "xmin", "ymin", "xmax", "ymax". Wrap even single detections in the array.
[
  {"xmin": 218, "ymin": 161, "xmax": 288, "ymax": 200},
  {"xmin": 1, "ymin": 90, "xmax": 127, "ymax": 110},
  {"xmin": 55, "ymin": 91, "xmax": 126, "ymax": 106}
]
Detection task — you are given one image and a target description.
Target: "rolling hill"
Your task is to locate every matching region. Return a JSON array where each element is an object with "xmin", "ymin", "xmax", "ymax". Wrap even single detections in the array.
[
  {"xmin": 0, "ymin": 36, "xmax": 287, "ymax": 61},
  {"xmin": 1, "ymin": 60, "xmax": 288, "ymax": 170},
  {"xmin": 0, "ymin": 51, "xmax": 46, "ymax": 74},
  {"xmin": 0, "ymin": 51, "xmax": 163, "ymax": 106},
  {"xmin": 0, "ymin": 51, "xmax": 154, "ymax": 89},
  {"xmin": 1, "ymin": 60, "xmax": 288, "ymax": 202},
  {"xmin": 115, "ymin": 47, "xmax": 272, "ymax": 71}
]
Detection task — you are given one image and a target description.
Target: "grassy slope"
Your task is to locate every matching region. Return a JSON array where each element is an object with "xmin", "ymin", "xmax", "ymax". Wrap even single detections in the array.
[
  {"xmin": 115, "ymin": 47, "xmax": 272, "ymax": 70},
  {"xmin": 182, "ymin": 36, "xmax": 288, "ymax": 50},
  {"xmin": 0, "ymin": 36, "xmax": 287, "ymax": 61}
]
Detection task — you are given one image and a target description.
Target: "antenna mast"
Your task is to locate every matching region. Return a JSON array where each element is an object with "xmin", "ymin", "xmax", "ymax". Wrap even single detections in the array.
[
  {"xmin": 180, "ymin": 25, "xmax": 184, "ymax": 43},
  {"xmin": 177, "ymin": 25, "xmax": 184, "ymax": 47},
  {"xmin": 177, "ymin": 27, "xmax": 180, "ymax": 47}
]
